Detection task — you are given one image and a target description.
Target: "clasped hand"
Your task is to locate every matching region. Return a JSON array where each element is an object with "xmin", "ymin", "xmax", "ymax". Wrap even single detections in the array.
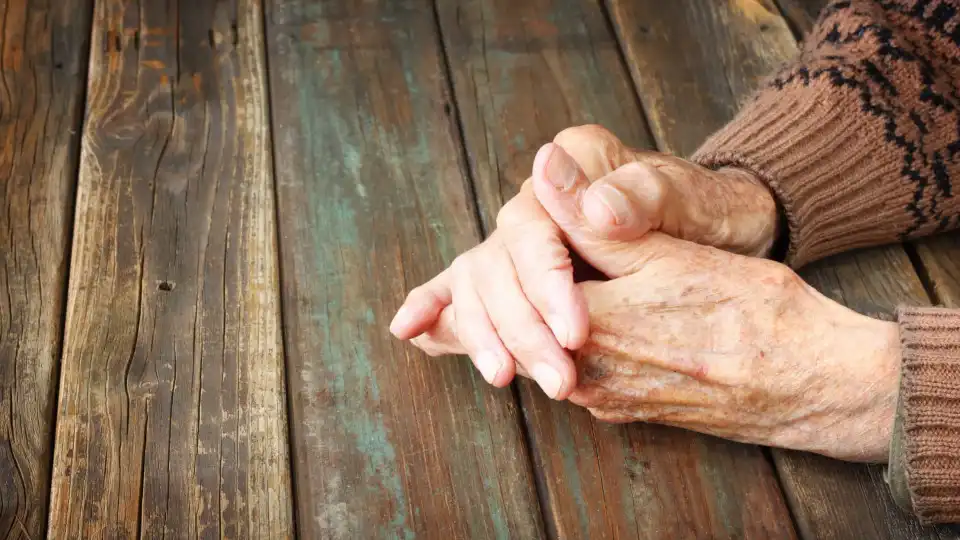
[{"xmin": 390, "ymin": 126, "xmax": 900, "ymax": 462}]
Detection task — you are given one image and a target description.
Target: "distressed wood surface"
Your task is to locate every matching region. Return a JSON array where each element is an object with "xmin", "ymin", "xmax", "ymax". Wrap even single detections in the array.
[
  {"xmin": 263, "ymin": 1, "xmax": 544, "ymax": 537},
  {"xmin": 436, "ymin": 0, "xmax": 795, "ymax": 538},
  {"xmin": 915, "ymin": 233, "xmax": 960, "ymax": 308},
  {"xmin": 608, "ymin": 0, "xmax": 960, "ymax": 538},
  {"xmin": 0, "ymin": 1, "xmax": 91, "ymax": 537},
  {"xmin": 48, "ymin": 1, "xmax": 293, "ymax": 537}
]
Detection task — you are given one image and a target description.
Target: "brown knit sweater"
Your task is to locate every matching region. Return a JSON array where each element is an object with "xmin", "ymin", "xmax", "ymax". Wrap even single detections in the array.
[{"xmin": 692, "ymin": 0, "xmax": 960, "ymax": 525}]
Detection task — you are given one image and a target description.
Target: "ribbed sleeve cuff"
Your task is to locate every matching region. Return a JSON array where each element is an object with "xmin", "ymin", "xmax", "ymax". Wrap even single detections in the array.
[
  {"xmin": 890, "ymin": 307, "xmax": 960, "ymax": 524},
  {"xmin": 693, "ymin": 82, "xmax": 915, "ymax": 268}
]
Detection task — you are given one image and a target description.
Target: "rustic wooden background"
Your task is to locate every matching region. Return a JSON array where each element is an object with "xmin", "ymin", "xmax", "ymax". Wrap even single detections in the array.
[{"xmin": 2, "ymin": 0, "xmax": 960, "ymax": 538}]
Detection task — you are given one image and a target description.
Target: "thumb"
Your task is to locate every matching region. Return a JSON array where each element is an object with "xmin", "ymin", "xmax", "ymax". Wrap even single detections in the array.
[{"xmin": 533, "ymin": 143, "xmax": 667, "ymax": 277}]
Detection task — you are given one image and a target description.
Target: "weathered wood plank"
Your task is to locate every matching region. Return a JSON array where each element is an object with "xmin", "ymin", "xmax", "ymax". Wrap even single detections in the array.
[
  {"xmin": 263, "ymin": 1, "xmax": 544, "ymax": 537},
  {"xmin": 0, "ymin": 1, "xmax": 91, "ymax": 537},
  {"xmin": 608, "ymin": 0, "xmax": 960, "ymax": 538},
  {"xmin": 915, "ymin": 233, "xmax": 960, "ymax": 308},
  {"xmin": 48, "ymin": 1, "xmax": 293, "ymax": 537},
  {"xmin": 436, "ymin": 1, "xmax": 795, "ymax": 537}
]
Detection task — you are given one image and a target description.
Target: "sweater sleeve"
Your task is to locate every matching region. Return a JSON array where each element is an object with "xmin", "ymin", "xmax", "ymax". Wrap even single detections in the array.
[
  {"xmin": 692, "ymin": 0, "xmax": 960, "ymax": 525},
  {"xmin": 887, "ymin": 307, "xmax": 960, "ymax": 524},
  {"xmin": 692, "ymin": 0, "xmax": 960, "ymax": 268}
]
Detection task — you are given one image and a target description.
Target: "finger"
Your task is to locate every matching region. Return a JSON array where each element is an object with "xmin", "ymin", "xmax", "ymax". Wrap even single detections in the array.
[
  {"xmin": 410, "ymin": 306, "xmax": 464, "ymax": 356},
  {"xmin": 530, "ymin": 143, "xmax": 592, "ymax": 233},
  {"xmin": 534, "ymin": 144, "xmax": 664, "ymax": 242},
  {"xmin": 570, "ymin": 367, "xmax": 715, "ymax": 410},
  {"xmin": 475, "ymin": 251, "xmax": 577, "ymax": 400},
  {"xmin": 580, "ymin": 162, "xmax": 665, "ymax": 241},
  {"xmin": 451, "ymin": 270, "xmax": 516, "ymax": 388},
  {"xmin": 505, "ymin": 225, "xmax": 590, "ymax": 350},
  {"xmin": 580, "ymin": 279, "xmax": 749, "ymax": 387},
  {"xmin": 534, "ymin": 144, "xmax": 673, "ymax": 277},
  {"xmin": 410, "ymin": 307, "xmax": 535, "ymax": 377},
  {"xmin": 496, "ymin": 185, "xmax": 588, "ymax": 349},
  {"xmin": 390, "ymin": 268, "xmax": 453, "ymax": 340},
  {"xmin": 552, "ymin": 124, "xmax": 635, "ymax": 180}
]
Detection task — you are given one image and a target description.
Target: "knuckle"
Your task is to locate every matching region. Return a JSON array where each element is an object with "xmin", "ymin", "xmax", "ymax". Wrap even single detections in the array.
[
  {"xmin": 553, "ymin": 125, "xmax": 627, "ymax": 177},
  {"xmin": 757, "ymin": 259, "xmax": 798, "ymax": 290},
  {"xmin": 539, "ymin": 251, "xmax": 574, "ymax": 276},
  {"xmin": 553, "ymin": 124, "xmax": 611, "ymax": 147},
  {"xmin": 411, "ymin": 337, "xmax": 440, "ymax": 357},
  {"xmin": 616, "ymin": 163, "xmax": 667, "ymax": 201},
  {"xmin": 569, "ymin": 386, "xmax": 606, "ymax": 409},
  {"xmin": 450, "ymin": 252, "xmax": 474, "ymax": 273},
  {"xmin": 505, "ymin": 222, "xmax": 560, "ymax": 254},
  {"xmin": 618, "ymin": 160, "xmax": 656, "ymax": 176},
  {"xmin": 496, "ymin": 198, "xmax": 526, "ymax": 228},
  {"xmin": 407, "ymin": 284, "xmax": 434, "ymax": 304}
]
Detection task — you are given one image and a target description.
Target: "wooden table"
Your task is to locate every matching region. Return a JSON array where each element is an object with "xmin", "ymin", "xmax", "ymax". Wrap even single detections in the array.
[{"xmin": 3, "ymin": 0, "xmax": 960, "ymax": 537}]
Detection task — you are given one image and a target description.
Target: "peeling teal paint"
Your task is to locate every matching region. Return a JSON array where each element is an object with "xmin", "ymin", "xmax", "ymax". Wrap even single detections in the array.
[
  {"xmin": 341, "ymin": 144, "xmax": 362, "ymax": 178},
  {"xmin": 295, "ymin": 38, "xmax": 414, "ymax": 538}
]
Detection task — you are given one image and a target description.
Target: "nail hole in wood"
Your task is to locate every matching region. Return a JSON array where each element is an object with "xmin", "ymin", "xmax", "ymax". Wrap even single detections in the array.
[
  {"xmin": 232, "ymin": 23, "xmax": 239, "ymax": 46},
  {"xmin": 134, "ymin": 30, "xmax": 140, "ymax": 50},
  {"xmin": 158, "ymin": 281, "xmax": 175, "ymax": 292},
  {"xmin": 114, "ymin": 34, "xmax": 122, "ymax": 52}
]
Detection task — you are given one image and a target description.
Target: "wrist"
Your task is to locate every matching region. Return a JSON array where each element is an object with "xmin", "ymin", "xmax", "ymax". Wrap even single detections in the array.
[
  {"xmin": 709, "ymin": 167, "xmax": 781, "ymax": 258},
  {"xmin": 809, "ymin": 296, "xmax": 901, "ymax": 461}
]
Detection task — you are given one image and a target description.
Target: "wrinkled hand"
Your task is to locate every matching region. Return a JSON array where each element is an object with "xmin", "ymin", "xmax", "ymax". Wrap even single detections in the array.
[
  {"xmin": 571, "ymin": 234, "xmax": 900, "ymax": 462},
  {"xmin": 391, "ymin": 125, "xmax": 779, "ymax": 399},
  {"xmin": 416, "ymin": 232, "xmax": 901, "ymax": 461},
  {"xmin": 391, "ymin": 181, "xmax": 586, "ymax": 399}
]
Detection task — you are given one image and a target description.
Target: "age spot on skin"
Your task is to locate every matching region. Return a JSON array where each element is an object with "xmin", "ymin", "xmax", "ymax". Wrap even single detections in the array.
[
  {"xmin": 580, "ymin": 359, "xmax": 611, "ymax": 382},
  {"xmin": 693, "ymin": 363, "xmax": 708, "ymax": 380}
]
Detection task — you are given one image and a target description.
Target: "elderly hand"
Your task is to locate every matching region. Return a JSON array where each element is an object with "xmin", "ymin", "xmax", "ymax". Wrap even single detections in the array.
[
  {"xmin": 411, "ymin": 230, "xmax": 901, "ymax": 462},
  {"xmin": 571, "ymin": 233, "xmax": 900, "ymax": 462},
  {"xmin": 402, "ymin": 138, "xmax": 901, "ymax": 462},
  {"xmin": 391, "ymin": 125, "xmax": 779, "ymax": 399}
]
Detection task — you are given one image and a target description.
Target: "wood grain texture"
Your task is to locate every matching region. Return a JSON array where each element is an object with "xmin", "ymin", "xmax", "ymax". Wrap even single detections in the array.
[
  {"xmin": 915, "ymin": 233, "xmax": 960, "ymax": 308},
  {"xmin": 0, "ymin": 1, "xmax": 91, "ymax": 537},
  {"xmin": 263, "ymin": 1, "xmax": 544, "ymax": 537},
  {"xmin": 48, "ymin": 1, "xmax": 293, "ymax": 537},
  {"xmin": 436, "ymin": 0, "xmax": 795, "ymax": 537},
  {"xmin": 607, "ymin": 0, "xmax": 960, "ymax": 538}
]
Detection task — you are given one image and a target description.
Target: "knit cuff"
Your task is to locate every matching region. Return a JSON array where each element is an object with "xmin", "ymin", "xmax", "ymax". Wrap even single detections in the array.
[
  {"xmin": 693, "ymin": 82, "xmax": 914, "ymax": 268},
  {"xmin": 889, "ymin": 306, "xmax": 960, "ymax": 524}
]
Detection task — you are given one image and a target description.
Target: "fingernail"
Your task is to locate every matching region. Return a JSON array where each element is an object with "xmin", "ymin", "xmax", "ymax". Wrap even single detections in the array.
[
  {"xmin": 544, "ymin": 147, "xmax": 578, "ymax": 192},
  {"xmin": 548, "ymin": 316, "xmax": 569, "ymax": 349},
  {"xmin": 590, "ymin": 183, "xmax": 631, "ymax": 225},
  {"xmin": 389, "ymin": 306, "xmax": 411, "ymax": 336},
  {"xmin": 531, "ymin": 363, "xmax": 564, "ymax": 399},
  {"xmin": 475, "ymin": 351, "xmax": 504, "ymax": 384}
]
